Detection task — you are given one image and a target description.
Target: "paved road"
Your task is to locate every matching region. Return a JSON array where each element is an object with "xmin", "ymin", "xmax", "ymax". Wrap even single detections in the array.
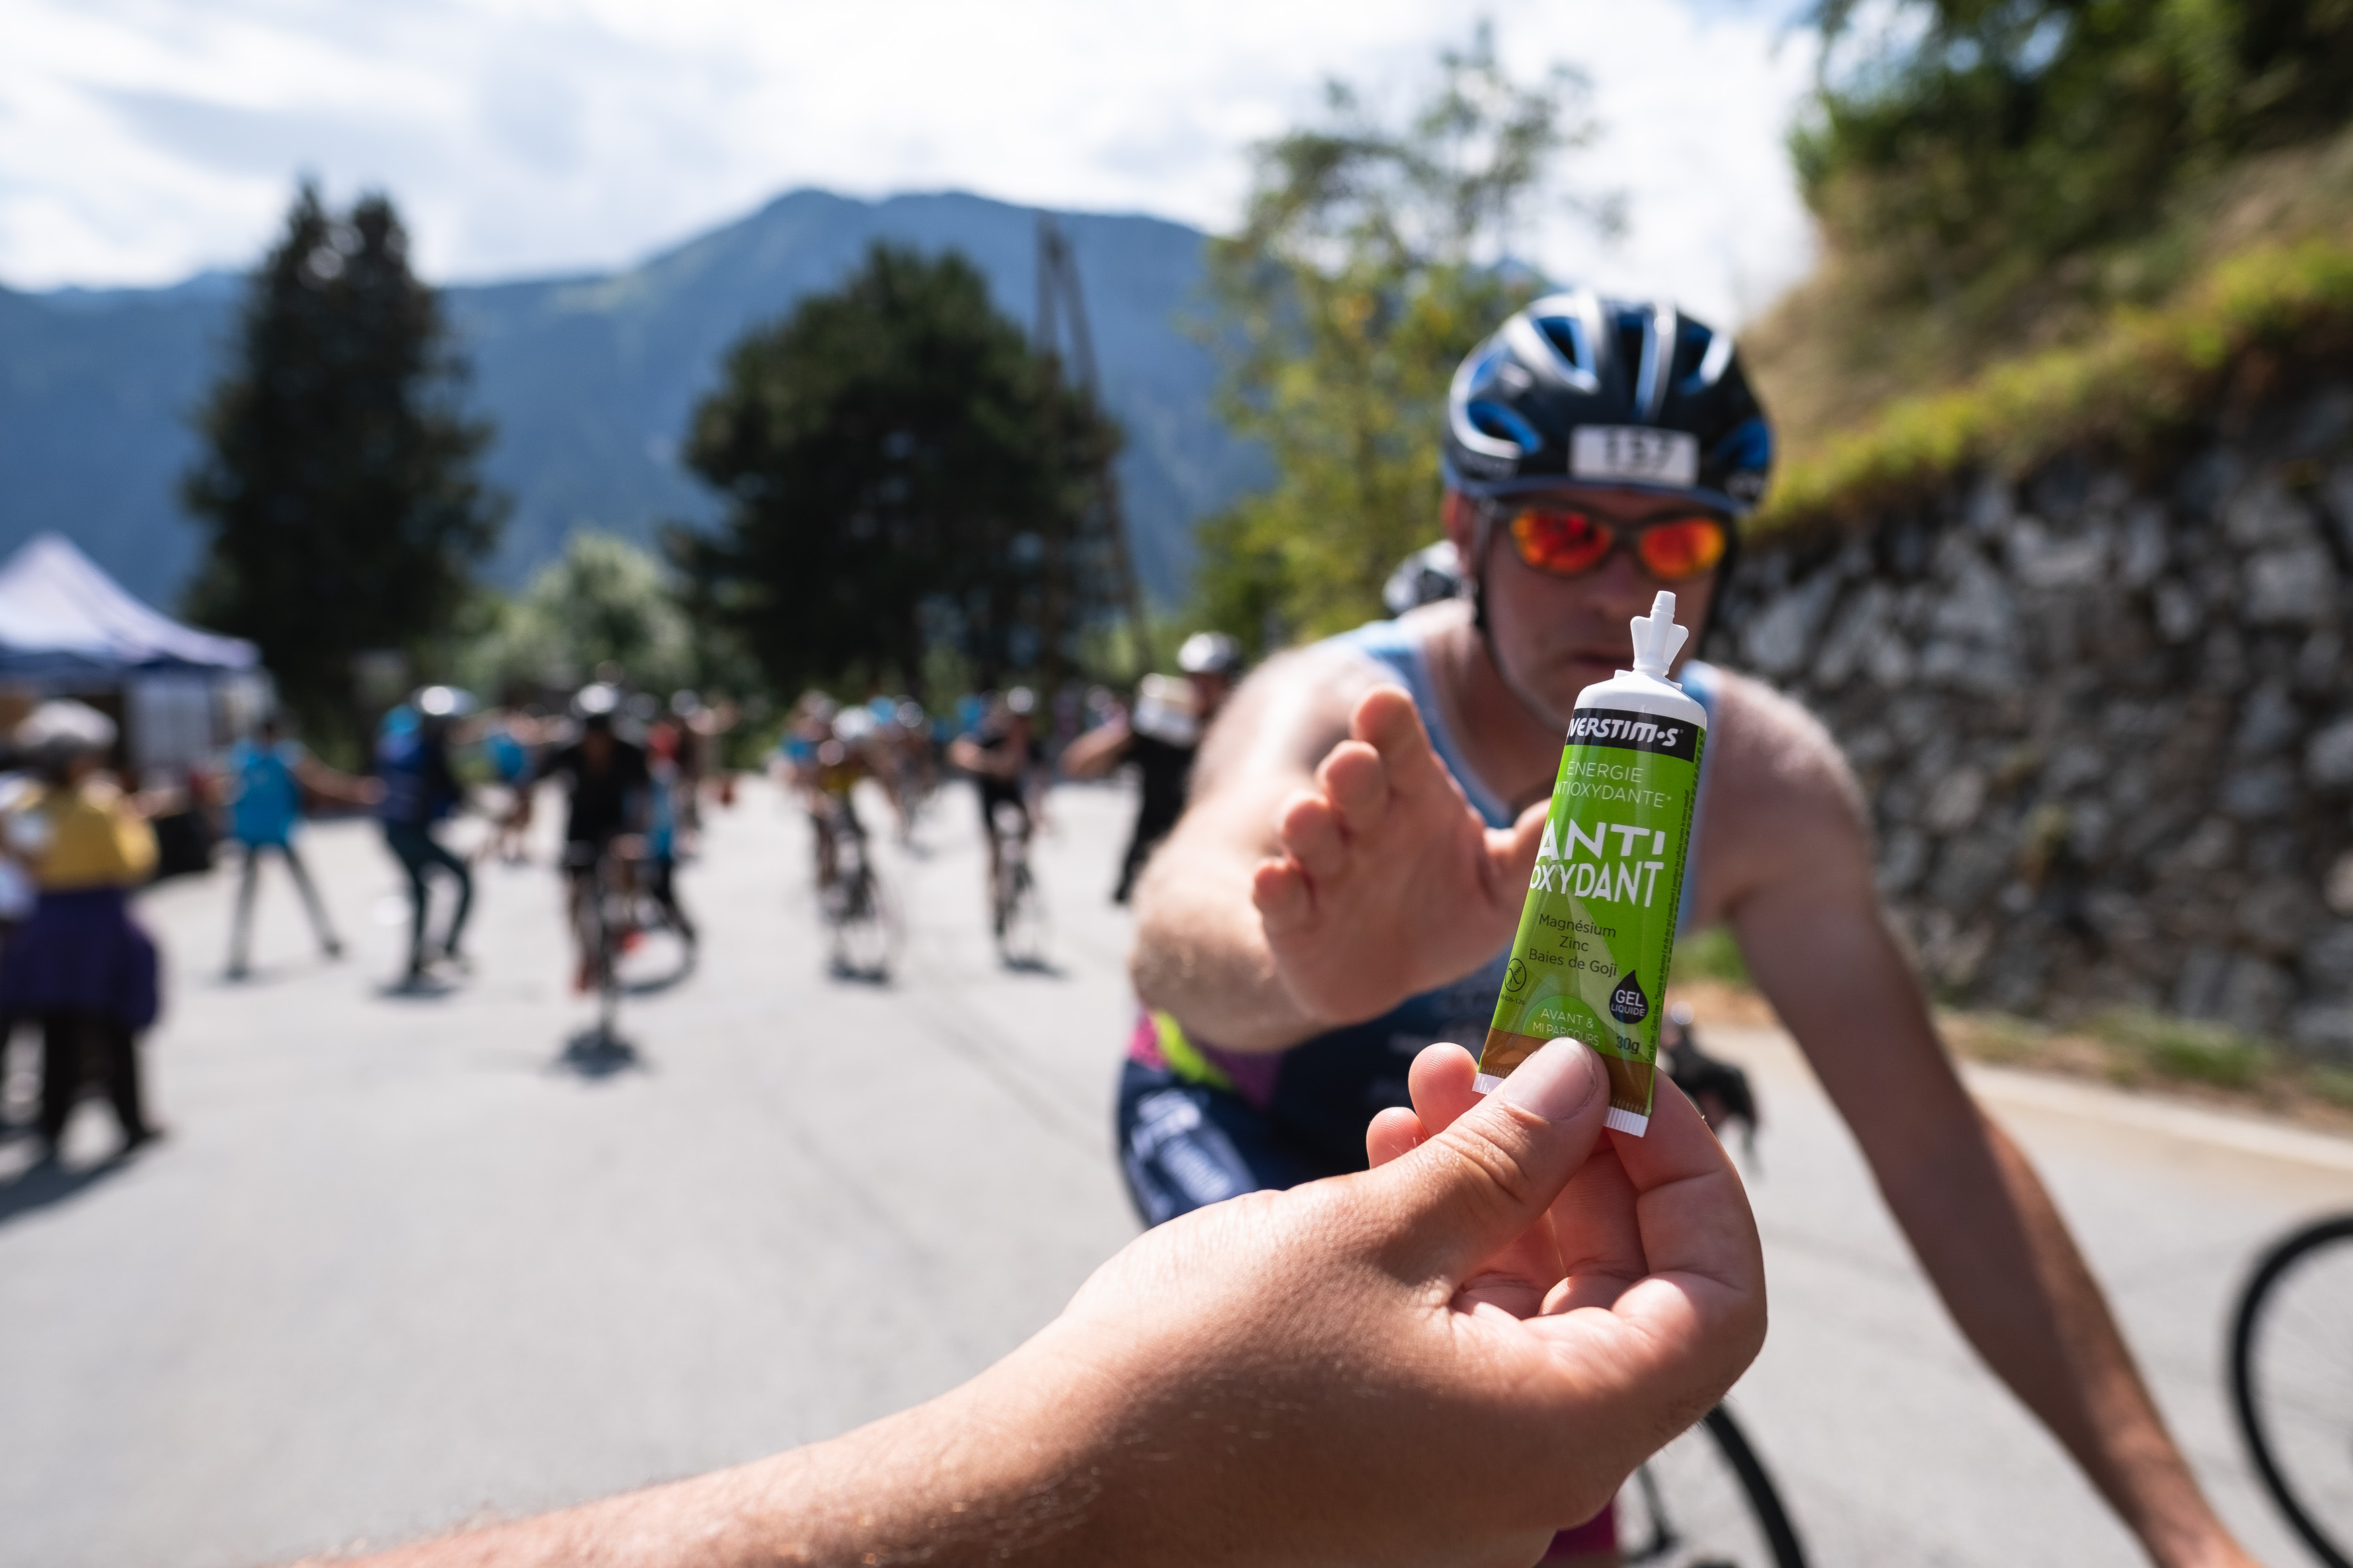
[{"xmin": 2, "ymin": 776, "xmax": 2350, "ymax": 1567}]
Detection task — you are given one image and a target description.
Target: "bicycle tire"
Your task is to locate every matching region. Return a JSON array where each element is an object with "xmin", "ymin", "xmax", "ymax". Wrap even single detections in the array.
[
  {"xmin": 1002, "ymin": 866, "xmax": 1047, "ymax": 964},
  {"xmin": 596, "ymin": 858, "xmax": 624, "ymax": 1039},
  {"xmin": 2231, "ymin": 1212, "xmax": 2353, "ymax": 1568},
  {"xmin": 838, "ymin": 864, "xmax": 893, "ymax": 977},
  {"xmin": 1618, "ymin": 1403, "xmax": 1808, "ymax": 1568}
]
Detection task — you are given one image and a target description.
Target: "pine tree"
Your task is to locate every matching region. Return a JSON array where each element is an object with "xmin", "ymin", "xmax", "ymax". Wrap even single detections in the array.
[
  {"xmin": 184, "ymin": 183, "xmax": 506, "ymax": 746},
  {"xmin": 671, "ymin": 242, "xmax": 1121, "ymax": 698}
]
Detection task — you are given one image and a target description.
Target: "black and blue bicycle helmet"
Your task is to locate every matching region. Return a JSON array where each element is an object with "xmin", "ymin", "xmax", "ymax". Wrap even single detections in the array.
[{"xmin": 1442, "ymin": 288, "xmax": 1773, "ymax": 516}]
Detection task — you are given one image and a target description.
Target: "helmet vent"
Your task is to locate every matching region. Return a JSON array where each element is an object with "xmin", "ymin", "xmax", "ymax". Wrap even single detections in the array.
[
  {"xmin": 1467, "ymin": 400, "xmax": 1542, "ymax": 455},
  {"xmin": 1533, "ymin": 316, "xmax": 1590, "ymax": 379}
]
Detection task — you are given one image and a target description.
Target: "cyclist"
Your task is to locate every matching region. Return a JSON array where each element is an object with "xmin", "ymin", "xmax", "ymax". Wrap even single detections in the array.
[
  {"xmin": 947, "ymin": 688, "xmax": 1040, "ymax": 934},
  {"xmin": 223, "ymin": 713, "xmax": 375, "ymax": 979},
  {"xmin": 1060, "ymin": 632, "xmax": 1243, "ymax": 903},
  {"xmin": 1121, "ymin": 290, "xmax": 2259, "ymax": 1566},
  {"xmin": 376, "ymin": 688, "xmax": 474, "ymax": 985},
  {"xmin": 535, "ymin": 684, "xmax": 651, "ymax": 993},
  {"xmin": 780, "ymin": 693, "xmax": 879, "ymax": 905}
]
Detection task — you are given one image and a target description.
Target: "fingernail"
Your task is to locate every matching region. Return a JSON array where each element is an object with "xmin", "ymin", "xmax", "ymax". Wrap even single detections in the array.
[{"xmin": 1499, "ymin": 1038, "xmax": 1603, "ymax": 1123}]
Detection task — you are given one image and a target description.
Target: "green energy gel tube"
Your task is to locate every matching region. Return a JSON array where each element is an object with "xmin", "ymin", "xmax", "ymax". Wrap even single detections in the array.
[{"xmin": 1477, "ymin": 590, "xmax": 1707, "ymax": 1137}]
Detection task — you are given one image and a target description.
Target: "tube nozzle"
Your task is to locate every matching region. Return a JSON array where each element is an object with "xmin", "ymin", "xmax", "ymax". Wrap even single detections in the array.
[{"xmin": 1629, "ymin": 590, "xmax": 1688, "ymax": 679}]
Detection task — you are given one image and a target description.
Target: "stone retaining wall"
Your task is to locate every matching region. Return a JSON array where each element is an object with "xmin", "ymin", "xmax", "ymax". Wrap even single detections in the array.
[{"xmin": 1706, "ymin": 380, "xmax": 2353, "ymax": 1056}]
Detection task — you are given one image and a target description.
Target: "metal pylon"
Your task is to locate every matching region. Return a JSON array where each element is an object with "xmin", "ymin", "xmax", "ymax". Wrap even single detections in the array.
[{"xmin": 1036, "ymin": 212, "xmax": 1153, "ymax": 677}]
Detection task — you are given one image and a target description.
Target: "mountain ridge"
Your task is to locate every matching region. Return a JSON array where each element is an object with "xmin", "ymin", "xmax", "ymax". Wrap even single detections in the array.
[{"xmin": 0, "ymin": 188, "xmax": 1261, "ymax": 610}]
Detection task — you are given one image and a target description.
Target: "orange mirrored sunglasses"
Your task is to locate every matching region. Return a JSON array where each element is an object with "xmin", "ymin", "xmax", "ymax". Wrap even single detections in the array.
[{"xmin": 1504, "ymin": 504, "xmax": 1730, "ymax": 583}]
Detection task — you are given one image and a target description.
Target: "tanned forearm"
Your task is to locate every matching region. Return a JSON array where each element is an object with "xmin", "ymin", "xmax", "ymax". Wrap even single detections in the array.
[
  {"xmin": 1127, "ymin": 797, "xmax": 1326, "ymax": 1052},
  {"xmin": 352, "ymin": 1353, "xmax": 1113, "ymax": 1568},
  {"xmin": 1750, "ymin": 896, "xmax": 2239, "ymax": 1567},
  {"xmin": 1879, "ymin": 1114, "xmax": 2229, "ymax": 1567}
]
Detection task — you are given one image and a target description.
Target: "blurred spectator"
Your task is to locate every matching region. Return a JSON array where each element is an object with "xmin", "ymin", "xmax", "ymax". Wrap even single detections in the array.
[
  {"xmin": 0, "ymin": 700, "xmax": 165, "ymax": 1160},
  {"xmin": 223, "ymin": 714, "xmax": 377, "ymax": 979},
  {"xmin": 481, "ymin": 712, "xmax": 539, "ymax": 865}
]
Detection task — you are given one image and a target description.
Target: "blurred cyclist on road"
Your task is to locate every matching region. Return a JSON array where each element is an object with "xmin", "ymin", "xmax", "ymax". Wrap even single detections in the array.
[
  {"xmin": 376, "ymin": 688, "xmax": 474, "ymax": 985},
  {"xmin": 535, "ymin": 684, "xmax": 652, "ymax": 993},
  {"xmin": 1060, "ymin": 632, "xmax": 1243, "ymax": 904},
  {"xmin": 223, "ymin": 713, "xmax": 378, "ymax": 979},
  {"xmin": 778, "ymin": 692, "xmax": 873, "ymax": 900},
  {"xmin": 948, "ymin": 688, "xmax": 1040, "ymax": 930}
]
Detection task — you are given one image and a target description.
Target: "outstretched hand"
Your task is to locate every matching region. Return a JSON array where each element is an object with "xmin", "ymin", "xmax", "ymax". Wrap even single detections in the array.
[
  {"xmin": 1251, "ymin": 686, "xmax": 1548, "ymax": 1028},
  {"xmin": 338, "ymin": 1040, "xmax": 1763, "ymax": 1568},
  {"xmin": 1029, "ymin": 1037, "xmax": 1766, "ymax": 1566}
]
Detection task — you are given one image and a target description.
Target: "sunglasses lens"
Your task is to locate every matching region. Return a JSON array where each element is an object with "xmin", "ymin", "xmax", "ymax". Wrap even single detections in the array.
[
  {"xmin": 1511, "ymin": 509, "xmax": 1614, "ymax": 577},
  {"xmin": 1636, "ymin": 518, "xmax": 1729, "ymax": 581}
]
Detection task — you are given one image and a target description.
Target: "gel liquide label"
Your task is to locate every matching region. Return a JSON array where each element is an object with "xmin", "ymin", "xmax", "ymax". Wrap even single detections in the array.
[{"xmin": 1478, "ymin": 707, "xmax": 1702, "ymax": 1132}]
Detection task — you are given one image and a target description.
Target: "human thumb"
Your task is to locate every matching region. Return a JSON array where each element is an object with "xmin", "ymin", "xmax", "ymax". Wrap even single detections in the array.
[
  {"xmin": 1374, "ymin": 1038, "xmax": 1610, "ymax": 1281},
  {"xmin": 1492, "ymin": 798, "xmax": 1550, "ymax": 889}
]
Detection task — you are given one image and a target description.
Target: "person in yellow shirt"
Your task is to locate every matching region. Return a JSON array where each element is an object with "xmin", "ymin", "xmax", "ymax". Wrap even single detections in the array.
[{"xmin": 0, "ymin": 700, "xmax": 164, "ymax": 1160}]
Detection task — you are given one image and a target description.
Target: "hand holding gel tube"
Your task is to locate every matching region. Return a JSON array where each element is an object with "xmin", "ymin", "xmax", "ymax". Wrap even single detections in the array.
[{"xmin": 1476, "ymin": 591, "xmax": 1708, "ymax": 1136}]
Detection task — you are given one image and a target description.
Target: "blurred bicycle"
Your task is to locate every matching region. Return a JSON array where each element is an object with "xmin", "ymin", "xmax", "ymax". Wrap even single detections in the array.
[
  {"xmin": 2231, "ymin": 1212, "xmax": 2353, "ymax": 1568},
  {"xmin": 815, "ymin": 792, "xmax": 895, "ymax": 980},
  {"xmin": 1607, "ymin": 1000, "xmax": 1804, "ymax": 1568},
  {"xmin": 989, "ymin": 798, "xmax": 1047, "ymax": 968}
]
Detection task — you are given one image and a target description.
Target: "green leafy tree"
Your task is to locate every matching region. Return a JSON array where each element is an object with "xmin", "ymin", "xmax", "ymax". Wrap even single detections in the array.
[
  {"xmin": 463, "ymin": 530, "xmax": 696, "ymax": 700},
  {"xmin": 1795, "ymin": 1, "xmax": 2353, "ymax": 309},
  {"xmin": 1195, "ymin": 27, "xmax": 1611, "ymax": 650},
  {"xmin": 184, "ymin": 183, "xmax": 506, "ymax": 745},
  {"xmin": 672, "ymin": 242, "xmax": 1121, "ymax": 697}
]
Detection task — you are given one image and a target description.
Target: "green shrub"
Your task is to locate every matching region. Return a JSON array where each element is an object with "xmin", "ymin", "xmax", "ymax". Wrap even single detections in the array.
[
  {"xmin": 2095, "ymin": 1009, "xmax": 2273, "ymax": 1089},
  {"xmin": 2307, "ymin": 1065, "xmax": 2353, "ymax": 1113},
  {"xmin": 1966, "ymin": 1013, "xmax": 2052, "ymax": 1065},
  {"xmin": 1755, "ymin": 238, "xmax": 2353, "ymax": 541},
  {"xmin": 1671, "ymin": 926, "xmax": 1751, "ymax": 988}
]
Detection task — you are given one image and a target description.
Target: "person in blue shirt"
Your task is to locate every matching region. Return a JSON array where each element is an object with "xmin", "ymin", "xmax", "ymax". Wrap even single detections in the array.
[
  {"xmin": 377, "ymin": 690, "xmax": 474, "ymax": 985},
  {"xmin": 224, "ymin": 715, "xmax": 377, "ymax": 981},
  {"xmin": 481, "ymin": 714, "xmax": 539, "ymax": 866}
]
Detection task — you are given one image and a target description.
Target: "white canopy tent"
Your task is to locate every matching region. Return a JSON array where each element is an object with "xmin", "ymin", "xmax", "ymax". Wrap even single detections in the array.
[{"xmin": 0, "ymin": 533, "xmax": 269, "ymax": 770}]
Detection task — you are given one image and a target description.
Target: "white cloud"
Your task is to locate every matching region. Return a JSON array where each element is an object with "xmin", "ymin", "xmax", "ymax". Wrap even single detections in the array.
[{"xmin": 0, "ymin": 0, "xmax": 1818, "ymax": 322}]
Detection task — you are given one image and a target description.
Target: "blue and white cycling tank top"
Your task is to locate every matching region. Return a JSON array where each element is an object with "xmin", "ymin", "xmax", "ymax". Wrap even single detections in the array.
[{"xmin": 1183, "ymin": 616, "xmax": 1720, "ymax": 1171}]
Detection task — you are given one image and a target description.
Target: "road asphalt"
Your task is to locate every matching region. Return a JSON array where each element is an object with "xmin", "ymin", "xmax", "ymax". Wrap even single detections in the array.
[{"xmin": 2, "ymin": 774, "xmax": 2349, "ymax": 1567}]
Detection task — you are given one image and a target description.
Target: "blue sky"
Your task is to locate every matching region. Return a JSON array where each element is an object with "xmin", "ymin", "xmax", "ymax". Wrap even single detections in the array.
[{"xmin": 2, "ymin": 0, "xmax": 1820, "ymax": 324}]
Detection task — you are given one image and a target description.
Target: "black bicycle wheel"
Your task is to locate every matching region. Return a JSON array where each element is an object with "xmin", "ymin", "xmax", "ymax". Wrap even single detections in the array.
[
  {"xmin": 2232, "ymin": 1213, "xmax": 2353, "ymax": 1568},
  {"xmin": 838, "ymin": 864, "xmax": 893, "ymax": 977},
  {"xmin": 1615, "ymin": 1404, "xmax": 1807, "ymax": 1568},
  {"xmin": 595, "ymin": 858, "xmax": 624, "ymax": 1038},
  {"xmin": 998, "ymin": 859, "xmax": 1047, "ymax": 966}
]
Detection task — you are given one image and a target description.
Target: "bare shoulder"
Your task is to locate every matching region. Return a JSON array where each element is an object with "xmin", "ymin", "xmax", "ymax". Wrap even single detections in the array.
[
  {"xmin": 1190, "ymin": 636, "xmax": 1399, "ymax": 799},
  {"xmin": 1696, "ymin": 669, "xmax": 1872, "ymax": 902}
]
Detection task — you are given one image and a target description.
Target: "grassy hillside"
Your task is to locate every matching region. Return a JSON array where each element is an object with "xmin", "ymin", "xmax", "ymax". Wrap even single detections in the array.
[
  {"xmin": 1747, "ymin": 125, "xmax": 2353, "ymax": 474},
  {"xmin": 1746, "ymin": 127, "xmax": 2353, "ymax": 540},
  {"xmin": 1742, "ymin": 0, "xmax": 2353, "ymax": 536}
]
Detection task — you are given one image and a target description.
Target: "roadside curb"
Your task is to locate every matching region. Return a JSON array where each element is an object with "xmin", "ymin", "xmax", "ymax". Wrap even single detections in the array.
[{"xmin": 1961, "ymin": 1061, "xmax": 2353, "ymax": 1176}]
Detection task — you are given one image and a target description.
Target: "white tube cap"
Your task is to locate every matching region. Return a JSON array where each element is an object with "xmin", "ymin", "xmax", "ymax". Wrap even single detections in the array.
[{"xmin": 1629, "ymin": 590, "xmax": 1689, "ymax": 678}]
